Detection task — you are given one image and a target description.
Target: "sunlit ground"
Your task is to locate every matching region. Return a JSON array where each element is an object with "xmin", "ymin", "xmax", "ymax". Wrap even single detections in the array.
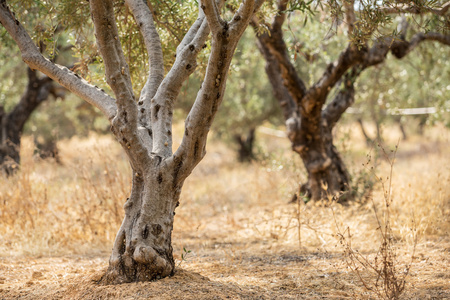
[{"xmin": 0, "ymin": 121, "xmax": 448, "ymax": 299}]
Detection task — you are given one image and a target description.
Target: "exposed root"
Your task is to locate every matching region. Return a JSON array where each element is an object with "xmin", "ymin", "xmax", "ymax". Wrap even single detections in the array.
[{"xmin": 99, "ymin": 247, "xmax": 175, "ymax": 285}]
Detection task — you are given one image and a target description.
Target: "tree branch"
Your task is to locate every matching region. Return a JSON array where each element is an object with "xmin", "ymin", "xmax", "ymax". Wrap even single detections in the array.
[
  {"xmin": 90, "ymin": 0, "xmax": 150, "ymax": 169},
  {"xmin": 229, "ymin": 0, "xmax": 265, "ymax": 37},
  {"xmin": 322, "ymin": 31, "xmax": 450, "ymax": 126},
  {"xmin": 125, "ymin": 0, "xmax": 164, "ymax": 102},
  {"xmin": 125, "ymin": 0, "xmax": 165, "ymax": 155},
  {"xmin": 150, "ymin": 10, "xmax": 210, "ymax": 158},
  {"xmin": 422, "ymin": 32, "xmax": 450, "ymax": 46},
  {"xmin": 201, "ymin": 0, "xmax": 224, "ymax": 34},
  {"xmin": 343, "ymin": 0, "xmax": 356, "ymax": 36},
  {"xmin": 253, "ymin": 17, "xmax": 308, "ymax": 105},
  {"xmin": 90, "ymin": 0, "xmax": 135, "ymax": 110},
  {"xmin": 173, "ymin": 0, "xmax": 261, "ymax": 183},
  {"xmin": 257, "ymin": 39, "xmax": 296, "ymax": 122},
  {"xmin": 377, "ymin": 1, "xmax": 450, "ymax": 16},
  {"xmin": 176, "ymin": 9, "xmax": 207, "ymax": 54},
  {"xmin": 304, "ymin": 45, "xmax": 363, "ymax": 114},
  {"xmin": 322, "ymin": 72, "xmax": 355, "ymax": 128},
  {"xmin": 302, "ymin": 10, "xmax": 398, "ymax": 116},
  {"xmin": 390, "ymin": 32, "xmax": 450, "ymax": 59},
  {"xmin": 0, "ymin": 1, "xmax": 117, "ymax": 120},
  {"xmin": 272, "ymin": 0, "xmax": 288, "ymax": 32},
  {"xmin": 256, "ymin": 38, "xmax": 300, "ymax": 142}
]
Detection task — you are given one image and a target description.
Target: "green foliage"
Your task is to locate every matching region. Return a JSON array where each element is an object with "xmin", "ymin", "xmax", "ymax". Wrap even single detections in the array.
[
  {"xmin": 177, "ymin": 247, "xmax": 192, "ymax": 267},
  {"xmin": 353, "ymin": 37, "xmax": 450, "ymax": 129},
  {"xmin": 3, "ymin": 0, "xmax": 201, "ymax": 92},
  {"xmin": 285, "ymin": 0, "xmax": 316, "ymax": 14},
  {"xmin": 0, "ymin": 52, "xmax": 25, "ymax": 112}
]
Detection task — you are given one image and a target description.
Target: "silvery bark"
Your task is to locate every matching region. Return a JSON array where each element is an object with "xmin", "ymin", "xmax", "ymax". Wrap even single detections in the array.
[{"xmin": 0, "ymin": 0, "xmax": 264, "ymax": 282}]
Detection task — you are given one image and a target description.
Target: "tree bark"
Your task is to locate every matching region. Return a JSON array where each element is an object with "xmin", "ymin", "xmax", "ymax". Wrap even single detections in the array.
[
  {"xmin": 98, "ymin": 1, "xmax": 262, "ymax": 282},
  {"xmin": 101, "ymin": 161, "xmax": 181, "ymax": 283},
  {"xmin": 0, "ymin": 68, "xmax": 59, "ymax": 175},
  {"xmin": 299, "ymin": 110, "xmax": 351, "ymax": 200},
  {"xmin": 296, "ymin": 79, "xmax": 355, "ymax": 201},
  {"xmin": 234, "ymin": 127, "xmax": 256, "ymax": 162}
]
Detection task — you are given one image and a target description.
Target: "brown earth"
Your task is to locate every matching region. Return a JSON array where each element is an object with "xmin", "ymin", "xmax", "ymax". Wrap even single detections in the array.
[
  {"xmin": 1, "ymin": 125, "xmax": 449, "ymax": 299},
  {"xmin": 1, "ymin": 242, "xmax": 449, "ymax": 299}
]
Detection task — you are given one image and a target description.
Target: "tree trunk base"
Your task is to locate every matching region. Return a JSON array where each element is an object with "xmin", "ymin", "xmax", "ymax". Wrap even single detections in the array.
[
  {"xmin": 98, "ymin": 173, "xmax": 178, "ymax": 285},
  {"xmin": 99, "ymin": 247, "xmax": 175, "ymax": 284}
]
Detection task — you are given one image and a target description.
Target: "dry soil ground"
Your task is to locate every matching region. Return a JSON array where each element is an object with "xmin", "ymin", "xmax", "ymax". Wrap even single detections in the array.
[{"xmin": 0, "ymin": 124, "xmax": 449, "ymax": 299}]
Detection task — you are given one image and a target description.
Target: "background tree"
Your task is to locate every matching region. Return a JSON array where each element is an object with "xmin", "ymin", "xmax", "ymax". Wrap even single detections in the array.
[
  {"xmin": 0, "ymin": 0, "xmax": 264, "ymax": 283},
  {"xmin": 253, "ymin": 0, "xmax": 450, "ymax": 201},
  {"xmin": 0, "ymin": 66, "xmax": 65, "ymax": 175},
  {"xmin": 0, "ymin": 3, "xmax": 72, "ymax": 174}
]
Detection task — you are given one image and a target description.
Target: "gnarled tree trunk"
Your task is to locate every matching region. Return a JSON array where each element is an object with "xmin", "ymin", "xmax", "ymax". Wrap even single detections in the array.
[
  {"xmin": 103, "ymin": 168, "xmax": 179, "ymax": 283},
  {"xmin": 0, "ymin": 68, "xmax": 60, "ymax": 175},
  {"xmin": 289, "ymin": 78, "xmax": 355, "ymax": 201},
  {"xmin": 0, "ymin": 0, "xmax": 264, "ymax": 283},
  {"xmin": 254, "ymin": 11, "xmax": 357, "ymax": 200}
]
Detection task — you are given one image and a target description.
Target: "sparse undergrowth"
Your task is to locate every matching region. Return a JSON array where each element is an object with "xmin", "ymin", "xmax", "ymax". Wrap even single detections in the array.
[
  {"xmin": 335, "ymin": 142, "xmax": 418, "ymax": 300},
  {"xmin": 0, "ymin": 124, "xmax": 449, "ymax": 299}
]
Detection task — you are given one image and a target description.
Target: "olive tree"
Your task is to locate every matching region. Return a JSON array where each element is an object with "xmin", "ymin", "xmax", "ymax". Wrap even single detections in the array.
[
  {"xmin": 0, "ymin": 5, "xmax": 70, "ymax": 175},
  {"xmin": 0, "ymin": 67, "xmax": 64, "ymax": 175},
  {"xmin": 253, "ymin": 0, "xmax": 450, "ymax": 201},
  {"xmin": 0, "ymin": 0, "xmax": 264, "ymax": 283}
]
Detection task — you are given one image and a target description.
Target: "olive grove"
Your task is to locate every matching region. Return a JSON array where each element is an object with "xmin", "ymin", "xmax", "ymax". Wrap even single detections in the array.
[{"xmin": 0, "ymin": 0, "xmax": 264, "ymax": 283}]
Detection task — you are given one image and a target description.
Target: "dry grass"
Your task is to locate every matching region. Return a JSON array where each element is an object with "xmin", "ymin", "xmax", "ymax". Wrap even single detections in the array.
[{"xmin": 0, "ymin": 122, "xmax": 449, "ymax": 299}]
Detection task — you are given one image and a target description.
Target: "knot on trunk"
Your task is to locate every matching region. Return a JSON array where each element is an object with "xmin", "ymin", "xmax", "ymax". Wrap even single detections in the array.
[{"xmin": 151, "ymin": 223, "xmax": 162, "ymax": 236}]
